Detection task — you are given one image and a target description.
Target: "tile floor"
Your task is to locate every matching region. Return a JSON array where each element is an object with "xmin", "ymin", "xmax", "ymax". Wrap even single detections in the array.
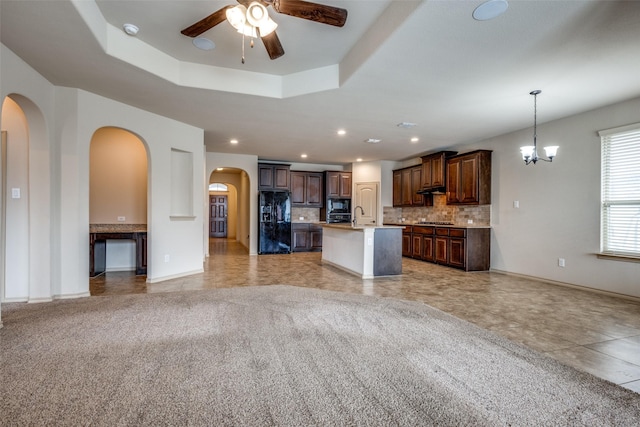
[{"xmin": 90, "ymin": 238, "xmax": 640, "ymax": 394}]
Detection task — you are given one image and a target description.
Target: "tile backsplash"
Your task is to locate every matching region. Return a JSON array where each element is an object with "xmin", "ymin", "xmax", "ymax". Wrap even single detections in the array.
[
  {"xmin": 383, "ymin": 194, "xmax": 490, "ymax": 226},
  {"xmin": 291, "ymin": 207, "xmax": 320, "ymax": 223}
]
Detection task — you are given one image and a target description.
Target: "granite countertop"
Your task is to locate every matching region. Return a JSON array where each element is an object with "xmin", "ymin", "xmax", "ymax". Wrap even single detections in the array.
[
  {"xmin": 385, "ymin": 223, "xmax": 491, "ymax": 229},
  {"xmin": 90, "ymin": 224, "xmax": 147, "ymax": 233},
  {"xmin": 323, "ymin": 223, "xmax": 404, "ymax": 230}
]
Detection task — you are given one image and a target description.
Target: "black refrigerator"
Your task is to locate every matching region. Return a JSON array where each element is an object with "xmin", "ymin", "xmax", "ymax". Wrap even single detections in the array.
[{"xmin": 258, "ymin": 191, "xmax": 292, "ymax": 254}]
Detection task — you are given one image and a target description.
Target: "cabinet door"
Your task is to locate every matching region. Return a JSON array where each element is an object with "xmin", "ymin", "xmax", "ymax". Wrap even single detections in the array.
[
  {"xmin": 310, "ymin": 226, "xmax": 323, "ymax": 251},
  {"xmin": 292, "ymin": 225, "xmax": 310, "ymax": 252},
  {"xmin": 339, "ymin": 173, "xmax": 352, "ymax": 198},
  {"xmin": 393, "ymin": 171, "xmax": 402, "ymax": 207},
  {"xmin": 411, "ymin": 166, "xmax": 423, "ymax": 205},
  {"xmin": 402, "ymin": 232, "xmax": 412, "ymax": 257},
  {"xmin": 306, "ymin": 173, "xmax": 323, "ymax": 207},
  {"xmin": 446, "ymin": 158, "xmax": 461, "ymax": 204},
  {"xmin": 411, "ymin": 233, "xmax": 423, "ymax": 258},
  {"xmin": 449, "ymin": 238, "xmax": 466, "ymax": 269},
  {"xmin": 422, "ymin": 236, "xmax": 434, "ymax": 262},
  {"xmin": 460, "ymin": 155, "xmax": 479, "ymax": 204},
  {"xmin": 401, "ymin": 169, "xmax": 412, "ymax": 205},
  {"xmin": 274, "ymin": 166, "xmax": 290, "ymax": 190},
  {"xmin": 290, "ymin": 172, "xmax": 306, "ymax": 205},
  {"xmin": 326, "ymin": 172, "xmax": 340, "ymax": 198},
  {"xmin": 421, "ymin": 160, "xmax": 432, "ymax": 188},
  {"xmin": 431, "ymin": 155, "xmax": 445, "ymax": 187},
  {"xmin": 259, "ymin": 165, "xmax": 274, "ymax": 190},
  {"xmin": 435, "ymin": 237, "xmax": 448, "ymax": 264}
]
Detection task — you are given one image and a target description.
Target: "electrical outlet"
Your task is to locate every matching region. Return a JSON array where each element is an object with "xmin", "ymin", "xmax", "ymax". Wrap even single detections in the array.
[
  {"xmin": 467, "ymin": 219, "xmax": 473, "ymax": 224},
  {"xmin": 117, "ymin": 216, "xmax": 125, "ymax": 222},
  {"xmin": 558, "ymin": 258, "xmax": 565, "ymax": 267},
  {"xmin": 164, "ymin": 254, "xmax": 170, "ymax": 263},
  {"xmin": 299, "ymin": 216, "xmax": 304, "ymax": 221},
  {"xmin": 11, "ymin": 188, "xmax": 21, "ymax": 199},
  {"xmin": 513, "ymin": 200, "xmax": 520, "ymax": 208}
]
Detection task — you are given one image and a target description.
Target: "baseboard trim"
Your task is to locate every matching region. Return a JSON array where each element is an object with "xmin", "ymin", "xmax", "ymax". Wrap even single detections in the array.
[
  {"xmin": 490, "ymin": 269, "xmax": 640, "ymax": 303},
  {"xmin": 53, "ymin": 292, "xmax": 91, "ymax": 300},
  {"xmin": 146, "ymin": 268, "xmax": 204, "ymax": 284}
]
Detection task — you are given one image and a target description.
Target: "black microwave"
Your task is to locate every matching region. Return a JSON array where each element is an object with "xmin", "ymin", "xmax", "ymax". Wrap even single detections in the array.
[{"xmin": 327, "ymin": 198, "xmax": 351, "ymax": 214}]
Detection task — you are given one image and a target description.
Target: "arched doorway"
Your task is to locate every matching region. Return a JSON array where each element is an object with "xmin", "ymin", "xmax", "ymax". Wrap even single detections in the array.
[
  {"xmin": 89, "ymin": 127, "xmax": 148, "ymax": 281},
  {"xmin": 209, "ymin": 168, "xmax": 250, "ymax": 250},
  {"xmin": 1, "ymin": 94, "xmax": 50, "ymax": 304}
]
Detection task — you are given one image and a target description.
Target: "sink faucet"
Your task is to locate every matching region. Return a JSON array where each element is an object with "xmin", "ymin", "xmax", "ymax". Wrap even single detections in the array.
[{"xmin": 353, "ymin": 205, "xmax": 365, "ymax": 226}]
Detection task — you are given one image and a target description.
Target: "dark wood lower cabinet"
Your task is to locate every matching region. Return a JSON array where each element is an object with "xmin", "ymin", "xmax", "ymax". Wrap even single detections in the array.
[
  {"xmin": 401, "ymin": 226, "xmax": 412, "ymax": 257},
  {"xmin": 292, "ymin": 223, "xmax": 323, "ymax": 252},
  {"xmin": 402, "ymin": 225, "xmax": 490, "ymax": 271}
]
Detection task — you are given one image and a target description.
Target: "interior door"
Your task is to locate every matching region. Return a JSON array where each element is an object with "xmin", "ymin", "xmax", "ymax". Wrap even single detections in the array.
[
  {"xmin": 354, "ymin": 182, "xmax": 378, "ymax": 225},
  {"xmin": 210, "ymin": 195, "xmax": 228, "ymax": 238}
]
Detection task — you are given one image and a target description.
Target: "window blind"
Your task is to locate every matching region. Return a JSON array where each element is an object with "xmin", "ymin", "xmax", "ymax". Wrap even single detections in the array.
[{"xmin": 600, "ymin": 124, "xmax": 640, "ymax": 256}]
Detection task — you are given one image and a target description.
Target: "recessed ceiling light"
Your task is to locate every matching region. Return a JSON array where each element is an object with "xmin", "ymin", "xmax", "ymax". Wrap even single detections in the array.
[
  {"xmin": 230, "ymin": 139, "xmax": 238, "ymax": 144},
  {"xmin": 411, "ymin": 137, "xmax": 419, "ymax": 143},
  {"xmin": 473, "ymin": 0, "xmax": 508, "ymax": 21},
  {"xmin": 364, "ymin": 138, "xmax": 381, "ymax": 144},
  {"xmin": 356, "ymin": 158, "xmax": 363, "ymax": 162},
  {"xmin": 193, "ymin": 37, "xmax": 215, "ymax": 50},
  {"xmin": 122, "ymin": 23, "xmax": 139, "ymax": 36},
  {"xmin": 397, "ymin": 122, "xmax": 417, "ymax": 129},
  {"xmin": 337, "ymin": 129, "xmax": 346, "ymax": 136},
  {"xmin": 301, "ymin": 154, "xmax": 308, "ymax": 158}
]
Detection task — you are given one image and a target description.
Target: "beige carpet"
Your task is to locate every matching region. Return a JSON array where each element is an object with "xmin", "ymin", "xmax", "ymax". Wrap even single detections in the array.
[{"xmin": 1, "ymin": 285, "xmax": 639, "ymax": 426}]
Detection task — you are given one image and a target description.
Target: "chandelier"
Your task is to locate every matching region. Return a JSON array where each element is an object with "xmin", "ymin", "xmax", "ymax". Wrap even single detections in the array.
[
  {"xmin": 226, "ymin": 2, "xmax": 278, "ymax": 63},
  {"xmin": 520, "ymin": 90, "xmax": 559, "ymax": 165}
]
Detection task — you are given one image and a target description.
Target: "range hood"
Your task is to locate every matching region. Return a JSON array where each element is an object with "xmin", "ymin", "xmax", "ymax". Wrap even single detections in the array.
[{"xmin": 417, "ymin": 187, "xmax": 445, "ymax": 195}]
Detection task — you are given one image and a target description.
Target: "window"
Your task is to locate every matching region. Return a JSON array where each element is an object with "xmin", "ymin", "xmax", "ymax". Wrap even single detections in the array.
[
  {"xmin": 209, "ymin": 183, "xmax": 228, "ymax": 192},
  {"xmin": 599, "ymin": 123, "xmax": 640, "ymax": 258}
]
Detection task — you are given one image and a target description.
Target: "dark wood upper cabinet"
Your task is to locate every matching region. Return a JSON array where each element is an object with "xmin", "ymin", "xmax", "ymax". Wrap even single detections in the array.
[
  {"xmin": 393, "ymin": 165, "xmax": 424, "ymax": 207},
  {"xmin": 446, "ymin": 150, "xmax": 492, "ymax": 205},
  {"xmin": 259, "ymin": 163, "xmax": 290, "ymax": 191},
  {"xmin": 326, "ymin": 171, "xmax": 352, "ymax": 198},
  {"xmin": 291, "ymin": 171, "xmax": 323, "ymax": 207},
  {"xmin": 393, "ymin": 170, "xmax": 402, "ymax": 207},
  {"xmin": 421, "ymin": 151, "xmax": 457, "ymax": 190}
]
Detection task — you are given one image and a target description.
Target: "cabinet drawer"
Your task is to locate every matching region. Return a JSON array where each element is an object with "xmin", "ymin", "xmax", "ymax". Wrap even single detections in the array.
[
  {"xmin": 449, "ymin": 228, "xmax": 466, "ymax": 238},
  {"xmin": 435, "ymin": 227, "xmax": 449, "ymax": 236},
  {"xmin": 413, "ymin": 226, "xmax": 434, "ymax": 235}
]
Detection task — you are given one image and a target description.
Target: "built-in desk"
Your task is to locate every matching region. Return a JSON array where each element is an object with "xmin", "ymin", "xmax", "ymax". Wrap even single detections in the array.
[{"xmin": 90, "ymin": 224, "xmax": 147, "ymax": 277}]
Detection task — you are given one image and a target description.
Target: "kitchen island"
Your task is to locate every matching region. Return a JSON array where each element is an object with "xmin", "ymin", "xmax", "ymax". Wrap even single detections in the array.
[{"xmin": 322, "ymin": 224, "xmax": 403, "ymax": 279}]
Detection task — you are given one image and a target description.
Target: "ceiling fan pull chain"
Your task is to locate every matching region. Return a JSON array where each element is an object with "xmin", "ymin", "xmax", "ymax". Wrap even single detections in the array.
[{"xmin": 241, "ymin": 32, "xmax": 245, "ymax": 64}]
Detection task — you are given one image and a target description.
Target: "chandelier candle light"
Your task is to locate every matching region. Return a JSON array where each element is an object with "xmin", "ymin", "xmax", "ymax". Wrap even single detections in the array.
[{"xmin": 520, "ymin": 90, "xmax": 559, "ymax": 165}]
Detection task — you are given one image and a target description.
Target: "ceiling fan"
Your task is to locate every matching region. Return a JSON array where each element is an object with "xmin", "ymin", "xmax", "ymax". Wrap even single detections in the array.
[{"xmin": 181, "ymin": 0, "xmax": 348, "ymax": 60}]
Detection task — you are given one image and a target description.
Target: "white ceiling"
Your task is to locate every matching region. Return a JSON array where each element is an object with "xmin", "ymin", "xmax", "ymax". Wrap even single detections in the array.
[{"xmin": 2, "ymin": 0, "xmax": 640, "ymax": 165}]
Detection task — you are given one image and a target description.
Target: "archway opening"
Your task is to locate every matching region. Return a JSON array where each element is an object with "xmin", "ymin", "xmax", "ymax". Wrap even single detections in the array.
[
  {"xmin": 209, "ymin": 167, "xmax": 250, "ymax": 252},
  {"xmin": 89, "ymin": 127, "xmax": 148, "ymax": 285}
]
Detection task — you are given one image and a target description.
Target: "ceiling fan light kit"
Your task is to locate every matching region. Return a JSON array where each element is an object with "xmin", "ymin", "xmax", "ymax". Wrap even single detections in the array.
[{"xmin": 181, "ymin": 0, "xmax": 348, "ymax": 62}]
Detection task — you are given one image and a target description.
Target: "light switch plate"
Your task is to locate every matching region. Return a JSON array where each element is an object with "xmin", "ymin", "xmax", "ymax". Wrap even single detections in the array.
[{"xmin": 11, "ymin": 188, "xmax": 20, "ymax": 199}]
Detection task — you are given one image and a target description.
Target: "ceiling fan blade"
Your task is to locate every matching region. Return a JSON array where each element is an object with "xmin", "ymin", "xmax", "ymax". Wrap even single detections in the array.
[
  {"xmin": 273, "ymin": 0, "xmax": 347, "ymax": 27},
  {"xmin": 260, "ymin": 31, "xmax": 285, "ymax": 60},
  {"xmin": 181, "ymin": 5, "xmax": 233, "ymax": 37}
]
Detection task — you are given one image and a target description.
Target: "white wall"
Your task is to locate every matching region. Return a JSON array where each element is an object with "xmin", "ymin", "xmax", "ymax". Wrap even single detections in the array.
[
  {"xmin": 0, "ymin": 43, "xmax": 207, "ymax": 315},
  {"xmin": 453, "ymin": 96, "xmax": 640, "ymax": 298},
  {"xmin": 1, "ymin": 98, "xmax": 29, "ymax": 300}
]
